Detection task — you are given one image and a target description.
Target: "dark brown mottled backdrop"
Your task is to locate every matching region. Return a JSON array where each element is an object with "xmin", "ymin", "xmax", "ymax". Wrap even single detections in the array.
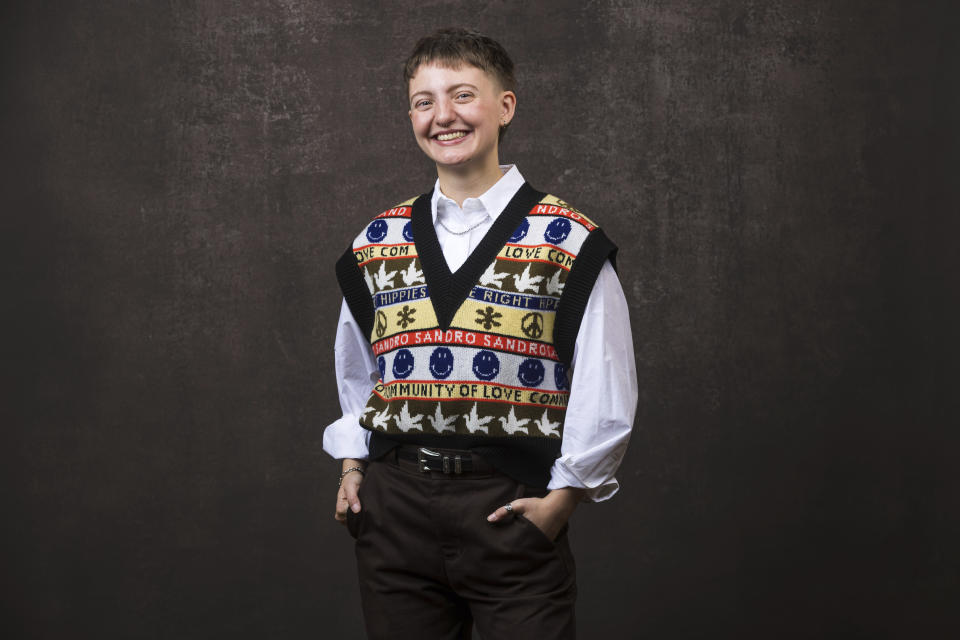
[{"xmin": 2, "ymin": 1, "xmax": 957, "ymax": 638}]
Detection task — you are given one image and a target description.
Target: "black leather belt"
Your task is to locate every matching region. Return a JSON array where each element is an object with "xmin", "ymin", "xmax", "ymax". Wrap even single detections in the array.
[{"xmin": 393, "ymin": 445, "xmax": 493, "ymax": 475}]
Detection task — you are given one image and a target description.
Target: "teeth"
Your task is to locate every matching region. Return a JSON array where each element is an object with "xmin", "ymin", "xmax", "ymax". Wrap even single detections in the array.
[{"xmin": 436, "ymin": 131, "xmax": 466, "ymax": 141}]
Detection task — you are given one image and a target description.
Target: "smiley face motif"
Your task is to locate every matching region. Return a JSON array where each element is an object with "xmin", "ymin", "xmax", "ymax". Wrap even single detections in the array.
[
  {"xmin": 509, "ymin": 219, "xmax": 529, "ymax": 243},
  {"xmin": 366, "ymin": 219, "xmax": 389, "ymax": 243},
  {"xmin": 377, "ymin": 356, "xmax": 386, "ymax": 381},
  {"xmin": 429, "ymin": 347, "xmax": 454, "ymax": 379},
  {"xmin": 472, "ymin": 350, "xmax": 500, "ymax": 381},
  {"xmin": 517, "ymin": 359, "xmax": 545, "ymax": 387},
  {"xmin": 554, "ymin": 363, "xmax": 568, "ymax": 390},
  {"xmin": 402, "ymin": 221, "xmax": 414, "ymax": 242},
  {"xmin": 392, "ymin": 349, "xmax": 415, "ymax": 379},
  {"xmin": 543, "ymin": 218, "xmax": 571, "ymax": 244}
]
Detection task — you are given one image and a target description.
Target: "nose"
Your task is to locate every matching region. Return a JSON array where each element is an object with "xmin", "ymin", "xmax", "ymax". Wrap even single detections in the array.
[{"xmin": 434, "ymin": 97, "xmax": 454, "ymax": 126}]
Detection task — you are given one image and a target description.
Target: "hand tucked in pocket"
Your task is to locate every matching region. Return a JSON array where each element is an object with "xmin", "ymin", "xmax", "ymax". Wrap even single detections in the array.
[{"xmin": 487, "ymin": 487, "xmax": 585, "ymax": 541}]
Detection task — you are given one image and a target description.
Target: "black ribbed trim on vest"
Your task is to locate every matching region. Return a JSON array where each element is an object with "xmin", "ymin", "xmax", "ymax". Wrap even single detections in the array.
[
  {"xmin": 553, "ymin": 228, "xmax": 619, "ymax": 365},
  {"xmin": 412, "ymin": 182, "xmax": 546, "ymax": 330},
  {"xmin": 336, "ymin": 247, "xmax": 375, "ymax": 339}
]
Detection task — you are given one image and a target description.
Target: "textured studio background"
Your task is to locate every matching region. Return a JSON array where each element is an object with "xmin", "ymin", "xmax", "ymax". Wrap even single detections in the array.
[{"xmin": 2, "ymin": 1, "xmax": 958, "ymax": 638}]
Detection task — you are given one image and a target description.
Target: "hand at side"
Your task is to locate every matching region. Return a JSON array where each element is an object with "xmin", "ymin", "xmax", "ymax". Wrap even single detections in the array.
[
  {"xmin": 335, "ymin": 458, "xmax": 366, "ymax": 525},
  {"xmin": 486, "ymin": 487, "xmax": 585, "ymax": 541}
]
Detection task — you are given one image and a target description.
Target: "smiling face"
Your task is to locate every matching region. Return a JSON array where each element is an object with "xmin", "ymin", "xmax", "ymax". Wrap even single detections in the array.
[
  {"xmin": 472, "ymin": 350, "xmax": 500, "ymax": 381},
  {"xmin": 517, "ymin": 359, "xmax": 545, "ymax": 388},
  {"xmin": 408, "ymin": 63, "xmax": 516, "ymax": 172},
  {"xmin": 429, "ymin": 347, "xmax": 454, "ymax": 379},
  {"xmin": 392, "ymin": 349, "xmax": 415, "ymax": 380}
]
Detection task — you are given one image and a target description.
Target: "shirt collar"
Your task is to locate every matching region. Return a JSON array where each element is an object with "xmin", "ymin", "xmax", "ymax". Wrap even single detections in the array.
[{"xmin": 430, "ymin": 164, "xmax": 526, "ymax": 224}]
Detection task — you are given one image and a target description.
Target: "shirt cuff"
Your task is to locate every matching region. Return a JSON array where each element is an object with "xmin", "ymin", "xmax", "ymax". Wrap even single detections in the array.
[
  {"xmin": 546, "ymin": 460, "xmax": 621, "ymax": 503},
  {"xmin": 322, "ymin": 415, "xmax": 371, "ymax": 460}
]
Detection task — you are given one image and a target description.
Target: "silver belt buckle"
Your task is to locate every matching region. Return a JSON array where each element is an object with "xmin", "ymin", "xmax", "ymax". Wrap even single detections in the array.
[{"xmin": 417, "ymin": 447, "xmax": 441, "ymax": 472}]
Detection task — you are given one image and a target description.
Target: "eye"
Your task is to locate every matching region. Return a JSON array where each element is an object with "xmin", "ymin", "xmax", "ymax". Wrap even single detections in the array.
[
  {"xmin": 455, "ymin": 92, "xmax": 473, "ymax": 101},
  {"xmin": 414, "ymin": 99, "xmax": 432, "ymax": 109}
]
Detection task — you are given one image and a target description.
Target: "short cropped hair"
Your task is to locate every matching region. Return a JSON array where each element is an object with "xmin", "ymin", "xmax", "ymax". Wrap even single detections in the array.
[{"xmin": 403, "ymin": 27, "xmax": 516, "ymax": 142}]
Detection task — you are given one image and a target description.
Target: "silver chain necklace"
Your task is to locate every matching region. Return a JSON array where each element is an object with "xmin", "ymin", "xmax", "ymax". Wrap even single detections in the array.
[{"xmin": 437, "ymin": 216, "xmax": 487, "ymax": 236}]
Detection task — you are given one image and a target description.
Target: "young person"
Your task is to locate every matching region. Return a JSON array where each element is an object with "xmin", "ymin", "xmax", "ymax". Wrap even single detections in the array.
[{"xmin": 324, "ymin": 27, "xmax": 637, "ymax": 639}]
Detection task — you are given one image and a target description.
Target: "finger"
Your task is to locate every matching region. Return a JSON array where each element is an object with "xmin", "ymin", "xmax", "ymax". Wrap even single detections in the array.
[
  {"xmin": 487, "ymin": 498, "xmax": 526, "ymax": 522},
  {"xmin": 342, "ymin": 480, "xmax": 362, "ymax": 513},
  {"xmin": 335, "ymin": 491, "xmax": 349, "ymax": 522}
]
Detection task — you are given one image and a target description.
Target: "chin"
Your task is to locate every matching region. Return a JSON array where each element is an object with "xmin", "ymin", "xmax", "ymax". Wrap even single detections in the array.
[
  {"xmin": 434, "ymin": 146, "xmax": 499, "ymax": 170},
  {"xmin": 437, "ymin": 154, "xmax": 474, "ymax": 167},
  {"xmin": 429, "ymin": 149, "xmax": 474, "ymax": 167}
]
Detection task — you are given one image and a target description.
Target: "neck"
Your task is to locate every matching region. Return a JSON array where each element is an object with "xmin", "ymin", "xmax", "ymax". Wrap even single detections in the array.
[{"xmin": 436, "ymin": 155, "xmax": 505, "ymax": 207}]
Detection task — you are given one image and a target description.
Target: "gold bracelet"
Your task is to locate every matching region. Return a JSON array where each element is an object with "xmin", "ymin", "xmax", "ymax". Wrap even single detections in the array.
[{"xmin": 338, "ymin": 465, "xmax": 365, "ymax": 487}]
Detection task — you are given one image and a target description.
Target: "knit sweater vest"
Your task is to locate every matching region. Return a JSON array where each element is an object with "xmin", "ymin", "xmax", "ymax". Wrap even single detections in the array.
[{"xmin": 335, "ymin": 183, "xmax": 617, "ymax": 486}]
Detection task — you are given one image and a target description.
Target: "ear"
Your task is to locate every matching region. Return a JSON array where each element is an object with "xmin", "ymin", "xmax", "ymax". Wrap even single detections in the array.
[{"xmin": 499, "ymin": 90, "xmax": 517, "ymax": 126}]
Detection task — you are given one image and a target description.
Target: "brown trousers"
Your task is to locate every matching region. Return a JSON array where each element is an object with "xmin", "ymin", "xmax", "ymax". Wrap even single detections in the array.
[{"xmin": 346, "ymin": 451, "xmax": 577, "ymax": 639}]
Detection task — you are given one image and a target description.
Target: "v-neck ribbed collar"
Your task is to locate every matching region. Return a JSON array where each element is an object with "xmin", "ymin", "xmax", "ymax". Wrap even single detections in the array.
[{"xmin": 412, "ymin": 180, "xmax": 545, "ymax": 330}]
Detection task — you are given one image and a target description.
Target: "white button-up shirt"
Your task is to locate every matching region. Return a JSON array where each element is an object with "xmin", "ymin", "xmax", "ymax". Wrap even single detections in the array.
[{"xmin": 323, "ymin": 165, "xmax": 638, "ymax": 501}]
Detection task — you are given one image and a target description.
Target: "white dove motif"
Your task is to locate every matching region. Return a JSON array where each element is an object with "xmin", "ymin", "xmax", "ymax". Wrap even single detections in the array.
[
  {"xmin": 363, "ymin": 267, "xmax": 375, "ymax": 294},
  {"xmin": 512, "ymin": 264, "xmax": 544, "ymax": 294},
  {"xmin": 400, "ymin": 260, "xmax": 425, "ymax": 286},
  {"xmin": 545, "ymin": 270, "xmax": 564, "ymax": 296},
  {"xmin": 427, "ymin": 404, "xmax": 457, "ymax": 433},
  {"xmin": 533, "ymin": 408, "xmax": 560, "ymax": 437},
  {"xmin": 361, "ymin": 406, "xmax": 376, "ymax": 418},
  {"xmin": 498, "ymin": 406, "xmax": 530, "ymax": 435},
  {"xmin": 373, "ymin": 262, "xmax": 397, "ymax": 291},
  {"xmin": 462, "ymin": 403, "xmax": 493, "ymax": 434},
  {"xmin": 372, "ymin": 408, "xmax": 391, "ymax": 430},
  {"xmin": 393, "ymin": 402, "xmax": 424, "ymax": 432},
  {"xmin": 479, "ymin": 262, "xmax": 508, "ymax": 289}
]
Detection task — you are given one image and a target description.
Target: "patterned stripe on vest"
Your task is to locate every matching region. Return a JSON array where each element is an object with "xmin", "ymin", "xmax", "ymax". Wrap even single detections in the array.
[{"xmin": 341, "ymin": 191, "xmax": 608, "ymax": 447}]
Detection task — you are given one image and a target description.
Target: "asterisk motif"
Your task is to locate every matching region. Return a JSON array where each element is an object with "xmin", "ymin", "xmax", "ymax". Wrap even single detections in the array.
[
  {"xmin": 396, "ymin": 305, "xmax": 417, "ymax": 329},
  {"xmin": 475, "ymin": 306, "xmax": 503, "ymax": 331}
]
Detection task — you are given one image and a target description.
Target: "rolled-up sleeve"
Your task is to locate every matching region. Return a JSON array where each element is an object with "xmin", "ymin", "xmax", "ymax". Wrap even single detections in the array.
[
  {"xmin": 322, "ymin": 299, "xmax": 379, "ymax": 460},
  {"xmin": 546, "ymin": 260, "xmax": 638, "ymax": 502}
]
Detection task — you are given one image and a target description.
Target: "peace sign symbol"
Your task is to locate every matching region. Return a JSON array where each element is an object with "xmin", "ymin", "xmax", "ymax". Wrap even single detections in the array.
[
  {"xmin": 375, "ymin": 310, "xmax": 388, "ymax": 338},
  {"xmin": 521, "ymin": 312, "xmax": 544, "ymax": 339}
]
